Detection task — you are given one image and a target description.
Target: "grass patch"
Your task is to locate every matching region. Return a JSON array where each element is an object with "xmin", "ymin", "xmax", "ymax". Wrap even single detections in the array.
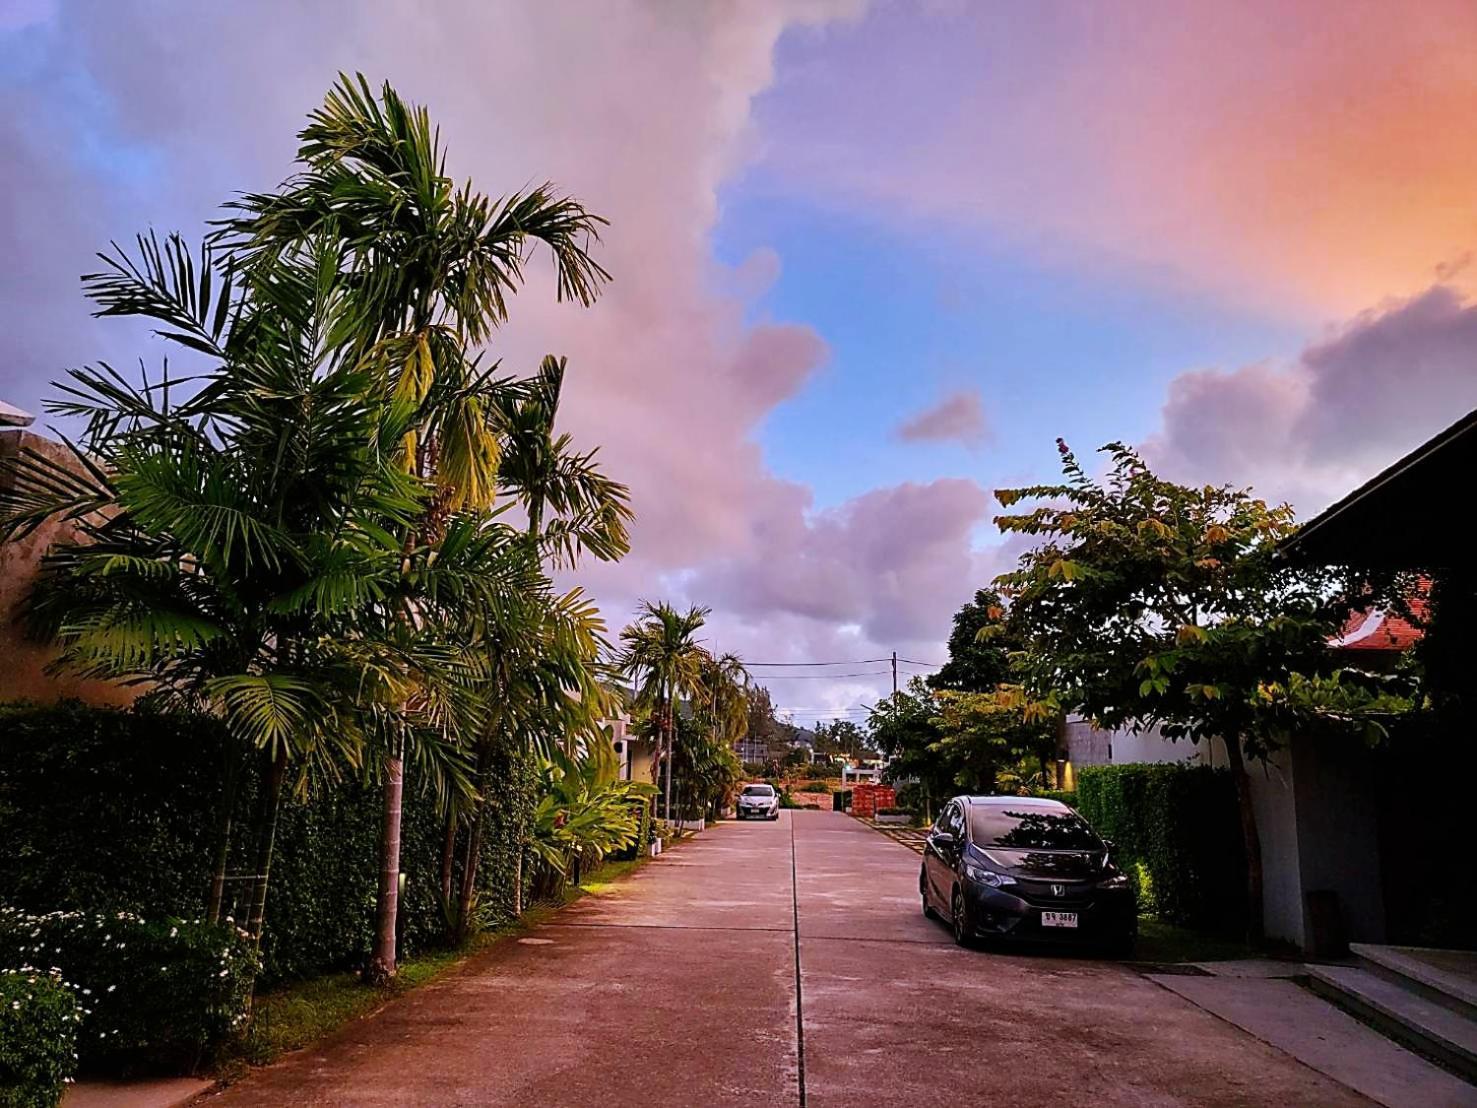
[
  {"xmin": 214, "ymin": 854, "xmax": 650, "ymax": 1080},
  {"xmin": 1134, "ymin": 916, "xmax": 1265, "ymax": 964}
]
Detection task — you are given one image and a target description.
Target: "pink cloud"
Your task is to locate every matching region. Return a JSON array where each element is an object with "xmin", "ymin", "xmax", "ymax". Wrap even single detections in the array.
[
  {"xmin": 895, "ymin": 389, "xmax": 990, "ymax": 447},
  {"xmin": 5, "ymin": 1, "xmax": 1021, "ymax": 696},
  {"xmin": 757, "ymin": 0, "xmax": 1477, "ymax": 317}
]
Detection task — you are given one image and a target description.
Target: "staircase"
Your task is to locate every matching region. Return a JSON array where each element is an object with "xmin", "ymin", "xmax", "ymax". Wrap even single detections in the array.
[{"xmin": 1308, "ymin": 944, "xmax": 1477, "ymax": 1085}]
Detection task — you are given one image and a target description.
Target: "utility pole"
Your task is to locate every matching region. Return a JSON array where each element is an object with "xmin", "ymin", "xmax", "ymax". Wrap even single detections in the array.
[{"xmin": 891, "ymin": 651, "xmax": 898, "ymax": 698}]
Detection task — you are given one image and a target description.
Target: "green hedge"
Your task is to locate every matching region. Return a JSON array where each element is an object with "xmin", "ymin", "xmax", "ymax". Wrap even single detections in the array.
[
  {"xmin": 0, "ymin": 909, "xmax": 256, "ymax": 1075},
  {"xmin": 0, "ymin": 969, "xmax": 78, "ymax": 1108},
  {"xmin": 0, "ymin": 702, "xmax": 536, "ymax": 985},
  {"xmin": 1076, "ymin": 764, "xmax": 1245, "ymax": 927}
]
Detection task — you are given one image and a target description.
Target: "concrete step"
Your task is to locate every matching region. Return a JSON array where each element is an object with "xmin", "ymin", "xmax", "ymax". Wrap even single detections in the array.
[
  {"xmin": 1351, "ymin": 943, "xmax": 1477, "ymax": 1018},
  {"xmin": 1308, "ymin": 964, "xmax": 1477, "ymax": 1084}
]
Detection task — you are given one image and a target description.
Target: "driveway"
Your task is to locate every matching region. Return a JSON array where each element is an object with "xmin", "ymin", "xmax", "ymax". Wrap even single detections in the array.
[{"xmin": 201, "ymin": 811, "xmax": 1368, "ymax": 1106}]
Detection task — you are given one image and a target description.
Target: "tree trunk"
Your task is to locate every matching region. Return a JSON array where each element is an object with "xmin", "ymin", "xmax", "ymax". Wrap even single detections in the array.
[
  {"xmin": 456, "ymin": 795, "xmax": 486, "ymax": 943},
  {"xmin": 440, "ymin": 809, "xmax": 458, "ymax": 910},
  {"xmin": 1222, "ymin": 735, "xmax": 1264, "ymax": 941},
  {"xmin": 245, "ymin": 748, "xmax": 288, "ymax": 947},
  {"xmin": 207, "ymin": 746, "xmax": 242, "ymax": 925},
  {"xmin": 662, "ymin": 714, "xmax": 674, "ymax": 823},
  {"xmin": 368, "ymin": 744, "xmax": 405, "ymax": 983}
]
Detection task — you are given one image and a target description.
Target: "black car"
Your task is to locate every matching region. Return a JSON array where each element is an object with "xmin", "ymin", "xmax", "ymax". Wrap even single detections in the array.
[{"xmin": 920, "ymin": 795, "xmax": 1136, "ymax": 955}]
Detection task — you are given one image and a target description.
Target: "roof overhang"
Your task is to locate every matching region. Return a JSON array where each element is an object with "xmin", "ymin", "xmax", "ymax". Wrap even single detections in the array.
[
  {"xmin": 1280, "ymin": 408, "xmax": 1477, "ymax": 569},
  {"xmin": 0, "ymin": 400, "xmax": 36, "ymax": 428}
]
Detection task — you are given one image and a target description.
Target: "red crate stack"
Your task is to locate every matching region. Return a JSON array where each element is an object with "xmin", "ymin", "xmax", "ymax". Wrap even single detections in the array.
[{"xmin": 851, "ymin": 783, "xmax": 895, "ymax": 819}]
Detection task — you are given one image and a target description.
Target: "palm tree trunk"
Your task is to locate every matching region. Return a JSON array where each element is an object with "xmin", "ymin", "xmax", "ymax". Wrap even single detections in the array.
[
  {"xmin": 440, "ymin": 809, "xmax": 458, "ymax": 909},
  {"xmin": 368, "ymin": 741, "xmax": 405, "ymax": 983},
  {"xmin": 1221, "ymin": 735, "xmax": 1264, "ymax": 941},
  {"xmin": 246, "ymin": 748, "xmax": 288, "ymax": 947},
  {"xmin": 457, "ymin": 795, "xmax": 486, "ymax": 941},
  {"xmin": 662, "ymin": 707, "xmax": 674, "ymax": 823},
  {"xmin": 207, "ymin": 745, "xmax": 242, "ymax": 925}
]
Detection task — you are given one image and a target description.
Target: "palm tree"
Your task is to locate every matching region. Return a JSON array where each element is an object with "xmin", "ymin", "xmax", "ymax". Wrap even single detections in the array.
[
  {"xmin": 494, "ymin": 354, "xmax": 632, "ymax": 567},
  {"xmin": 0, "ymin": 230, "xmax": 421, "ymax": 945},
  {"xmin": 617, "ymin": 602, "xmax": 712, "ymax": 821},
  {"xmin": 221, "ymin": 74, "xmax": 612, "ymax": 981}
]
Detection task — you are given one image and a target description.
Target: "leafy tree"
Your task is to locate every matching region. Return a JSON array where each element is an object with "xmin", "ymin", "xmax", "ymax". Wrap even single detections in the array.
[
  {"xmin": 928, "ymin": 588, "xmax": 1018, "ymax": 692},
  {"xmin": 743, "ymin": 686, "xmax": 787, "ymax": 759},
  {"xmin": 868, "ymin": 679, "xmax": 945, "ymax": 819},
  {"xmin": 930, "ymin": 689, "xmax": 1058, "ymax": 793},
  {"xmin": 994, "ymin": 440, "xmax": 1372, "ymax": 934}
]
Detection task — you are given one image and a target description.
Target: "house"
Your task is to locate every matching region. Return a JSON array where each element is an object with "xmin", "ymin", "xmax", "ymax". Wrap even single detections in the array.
[
  {"xmin": 0, "ymin": 406, "xmax": 133, "ymax": 708},
  {"xmin": 1061, "ymin": 410, "xmax": 1477, "ymax": 954}
]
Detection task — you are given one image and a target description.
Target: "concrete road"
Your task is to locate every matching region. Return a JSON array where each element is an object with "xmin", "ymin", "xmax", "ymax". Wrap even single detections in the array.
[{"xmin": 201, "ymin": 811, "xmax": 1370, "ymax": 1107}]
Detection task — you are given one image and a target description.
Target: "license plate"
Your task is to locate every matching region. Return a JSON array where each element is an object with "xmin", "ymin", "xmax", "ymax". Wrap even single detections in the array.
[{"xmin": 1041, "ymin": 911, "xmax": 1078, "ymax": 928}]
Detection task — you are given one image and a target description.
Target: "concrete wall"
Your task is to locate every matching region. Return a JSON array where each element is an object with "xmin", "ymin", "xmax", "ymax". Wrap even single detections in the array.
[
  {"xmin": 0, "ymin": 429, "xmax": 135, "ymax": 708},
  {"xmin": 1290, "ymin": 732, "xmax": 1386, "ymax": 946}
]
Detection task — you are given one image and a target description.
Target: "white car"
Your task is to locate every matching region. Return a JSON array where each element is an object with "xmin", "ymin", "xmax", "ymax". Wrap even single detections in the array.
[{"xmin": 736, "ymin": 783, "xmax": 781, "ymax": 820}]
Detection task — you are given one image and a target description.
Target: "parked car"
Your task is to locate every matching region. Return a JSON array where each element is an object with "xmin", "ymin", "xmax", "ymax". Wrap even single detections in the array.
[
  {"xmin": 920, "ymin": 795, "xmax": 1136, "ymax": 955},
  {"xmin": 736, "ymin": 783, "xmax": 781, "ymax": 820}
]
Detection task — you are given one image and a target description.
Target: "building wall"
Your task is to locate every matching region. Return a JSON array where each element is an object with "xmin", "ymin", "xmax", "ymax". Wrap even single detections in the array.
[
  {"xmin": 1290, "ymin": 731, "xmax": 1386, "ymax": 946},
  {"xmin": 1065, "ymin": 713, "xmax": 1387, "ymax": 951},
  {"xmin": 0, "ymin": 429, "xmax": 134, "ymax": 708}
]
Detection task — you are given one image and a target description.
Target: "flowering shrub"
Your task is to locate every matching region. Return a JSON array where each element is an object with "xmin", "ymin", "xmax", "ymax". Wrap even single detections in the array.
[
  {"xmin": 0, "ymin": 968, "xmax": 78, "ymax": 1108},
  {"xmin": 0, "ymin": 909, "xmax": 257, "ymax": 1074}
]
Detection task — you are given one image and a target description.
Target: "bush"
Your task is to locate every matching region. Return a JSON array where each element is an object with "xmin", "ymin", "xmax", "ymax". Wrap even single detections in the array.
[
  {"xmin": 1076, "ymin": 764, "xmax": 1245, "ymax": 927},
  {"xmin": 0, "ymin": 969, "xmax": 78, "ymax": 1108},
  {"xmin": 0, "ymin": 909, "xmax": 256, "ymax": 1075},
  {"xmin": 0, "ymin": 701, "xmax": 537, "ymax": 985}
]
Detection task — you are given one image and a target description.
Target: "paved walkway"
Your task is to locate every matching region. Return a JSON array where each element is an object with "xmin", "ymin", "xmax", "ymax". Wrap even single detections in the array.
[{"xmin": 200, "ymin": 811, "xmax": 1371, "ymax": 1106}]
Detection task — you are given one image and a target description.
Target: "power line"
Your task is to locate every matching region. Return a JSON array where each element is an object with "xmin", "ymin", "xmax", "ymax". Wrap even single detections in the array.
[
  {"xmin": 745, "ymin": 658, "xmax": 891, "ymax": 667},
  {"xmin": 896, "ymin": 657, "xmax": 946, "ymax": 668},
  {"xmin": 756, "ymin": 671, "xmax": 890, "ymax": 680}
]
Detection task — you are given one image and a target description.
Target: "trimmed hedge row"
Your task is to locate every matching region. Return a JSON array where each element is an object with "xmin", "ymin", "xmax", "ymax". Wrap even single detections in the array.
[
  {"xmin": 0, "ymin": 910, "xmax": 255, "ymax": 1075},
  {"xmin": 0, "ymin": 969, "xmax": 77, "ymax": 1108},
  {"xmin": 1076, "ymin": 763, "xmax": 1245, "ymax": 927},
  {"xmin": 0, "ymin": 702, "xmax": 536, "ymax": 985}
]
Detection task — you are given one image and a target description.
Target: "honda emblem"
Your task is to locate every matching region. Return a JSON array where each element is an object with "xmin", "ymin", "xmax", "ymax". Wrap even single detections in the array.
[{"xmin": 1050, "ymin": 884, "xmax": 1065, "ymax": 898}]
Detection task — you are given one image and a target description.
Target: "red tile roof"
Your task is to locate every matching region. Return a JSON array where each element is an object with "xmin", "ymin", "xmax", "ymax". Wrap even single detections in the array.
[{"xmin": 1330, "ymin": 592, "xmax": 1427, "ymax": 653}]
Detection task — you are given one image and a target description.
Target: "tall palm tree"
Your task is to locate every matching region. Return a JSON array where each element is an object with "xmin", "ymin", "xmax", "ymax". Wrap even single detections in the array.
[
  {"xmin": 221, "ymin": 74, "xmax": 612, "ymax": 981},
  {"xmin": 617, "ymin": 602, "xmax": 711, "ymax": 820}
]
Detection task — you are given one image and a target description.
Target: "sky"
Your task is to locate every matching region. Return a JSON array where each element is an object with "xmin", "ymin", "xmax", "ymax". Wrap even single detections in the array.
[{"xmin": 4, "ymin": 0, "xmax": 1477, "ymax": 725}]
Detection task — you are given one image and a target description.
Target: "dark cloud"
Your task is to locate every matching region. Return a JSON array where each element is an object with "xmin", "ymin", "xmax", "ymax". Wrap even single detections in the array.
[{"xmin": 1146, "ymin": 285, "xmax": 1477, "ymax": 515}]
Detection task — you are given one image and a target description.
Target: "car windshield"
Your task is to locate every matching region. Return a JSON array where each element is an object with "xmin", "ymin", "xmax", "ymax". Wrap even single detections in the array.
[
  {"xmin": 741, "ymin": 785, "xmax": 774, "ymax": 797},
  {"xmin": 968, "ymin": 806, "xmax": 1102, "ymax": 851}
]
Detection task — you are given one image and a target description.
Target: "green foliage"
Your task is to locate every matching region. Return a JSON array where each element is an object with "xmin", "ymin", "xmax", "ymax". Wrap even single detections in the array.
[
  {"xmin": 0, "ymin": 702, "xmax": 535, "ymax": 985},
  {"xmin": 928, "ymin": 588, "xmax": 1018, "ymax": 693},
  {"xmin": 670, "ymin": 714, "xmax": 743, "ymax": 819},
  {"xmin": 1076, "ymin": 765, "xmax": 1245, "ymax": 927},
  {"xmin": 995, "ymin": 440, "xmax": 1373, "ymax": 757},
  {"xmin": 930, "ymin": 688, "xmax": 1059, "ymax": 793},
  {"xmin": 0, "ymin": 969, "xmax": 78, "ymax": 1108},
  {"xmin": 0, "ymin": 909, "xmax": 256, "ymax": 1075},
  {"xmin": 528, "ymin": 738, "xmax": 655, "ymax": 882}
]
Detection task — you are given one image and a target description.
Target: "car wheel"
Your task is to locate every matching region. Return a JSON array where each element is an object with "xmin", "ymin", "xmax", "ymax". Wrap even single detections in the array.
[
  {"xmin": 951, "ymin": 887, "xmax": 973, "ymax": 948},
  {"xmin": 920, "ymin": 869, "xmax": 937, "ymax": 920}
]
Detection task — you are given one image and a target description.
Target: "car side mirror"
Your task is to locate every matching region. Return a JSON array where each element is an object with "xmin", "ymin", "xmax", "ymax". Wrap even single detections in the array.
[{"xmin": 932, "ymin": 830, "xmax": 956, "ymax": 847}]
